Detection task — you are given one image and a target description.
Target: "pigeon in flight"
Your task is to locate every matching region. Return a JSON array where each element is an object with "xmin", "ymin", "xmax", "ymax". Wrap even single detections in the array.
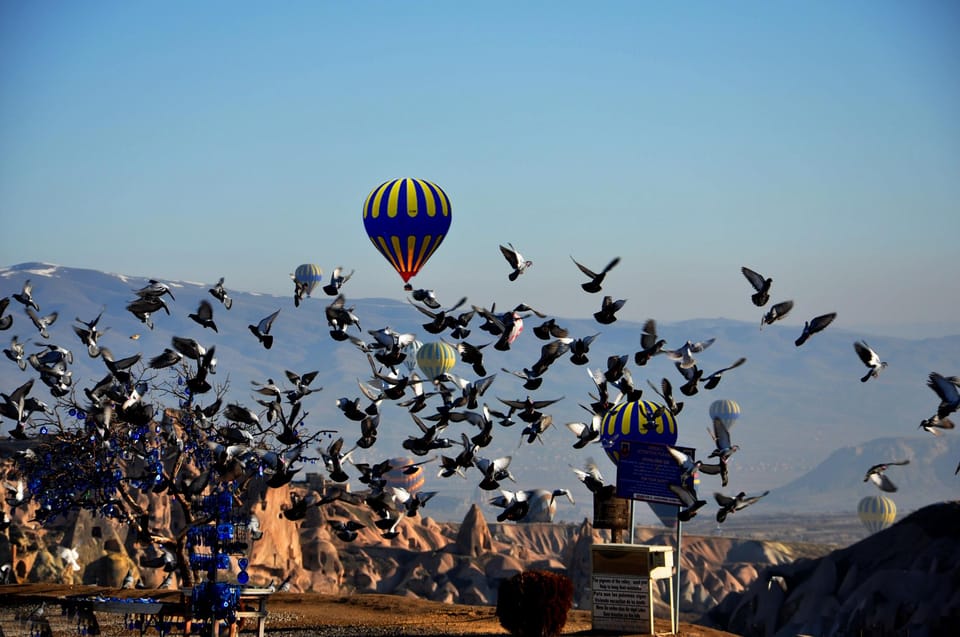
[
  {"xmin": 188, "ymin": 299, "xmax": 218, "ymax": 332},
  {"xmin": 12, "ymin": 279, "xmax": 40, "ymax": 311},
  {"xmin": 918, "ymin": 415, "xmax": 954, "ymax": 436},
  {"xmin": 500, "ymin": 243, "xmax": 533, "ymax": 281},
  {"xmin": 715, "ymin": 490, "xmax": 770, "ymax": 523},
  {"xmin": 667, "ymin": 446, "xmax": 702, "ymax": 484},
  {"xmin": 761, "ymin": 300, "xmax": 794, "ymax": 328},
  {"xmin": 708, "ymin": 417, "xmax": 739, "ymax": 461},
  {"xmin": 669, "ymin": 479, "xmax": 707, "ymax": 522},
  {"xmin": 663, "ymin": 338, "xmax": 715, "ymax": 369},
  {"xmin": 853, "ymin": 340, "xmax": 887, "ymax": 382},
  {"xmin": 646, "ymin": 377, "xmax": 684, "ymax": 415},
  {"xmin": 208, "ymin": 276, "xmax": 233, "ymax": 309},
  {"xmin": 3, "ymin": 335, "xmax": 28, "ymax": 371},
  {"xmin": 25, "ymin": 308, "xmax": 58, "ymax": 339},
  {"xmin": 410, "ymin": 288, "xmax": 441, "ymax": 309},
  {"xmin": 795, "ymin": 312, "xmax": 837, "ymax": 347},
  {"xmin": 740, "ymin": 267, "xmax": 772, "ymax": 307},
  {"xmin": 532, "ymin": 318, "xmax": 569, "ymax": 340},
  {"xmin": 565, "ymin": 412, "xmax": 602, "ymax": 449},
  {"xmin": 323, "ymin": 267, "xmax": 355, "ymax": 296},
  {"xmin": 634, "ymin": 319, "xmax": 665, "ymax": 366},
  {"xmin": 571, "ymin": 255, "xmax": 620, "ymax": 293},
  {"xmin": 593, "ymin": 296, "xmax": 626, "ymax": 325},
  {"xmin": 249, "ymin": 309, "xmax": 280, "ymax": 349},
  {"xmin": 0, "ymin": 297, "xmax": 12, "ymax": 330},
  {"xmin": 702, "ymin": 357, "xmax": 747, "ymax": 390},
  {"xmin": 864, "ymin": 459, "xmax": 909, "ymax": 492},
  {"xmin": 926, "ymin": 372, "xmax": 960, "ymax": 419}
]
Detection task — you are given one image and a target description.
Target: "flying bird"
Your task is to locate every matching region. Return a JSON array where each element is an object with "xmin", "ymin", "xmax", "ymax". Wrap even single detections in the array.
[
  {"xmin": 918, "ymin": 415, "xmax": 954, "ymax": 436},
  {"xmin": 795, "ymin": 312, "xmax": 837, "ymax": 347},
  {"xmin": 25, "ymin": 308, "xmax": 58, "ymax": 339},
  {"xmin": 715, "ymin": 490, "xmax": 770, "ymax": 523},
  {"xmin": 702, "ymin": 357, "xmax": 747, "ymax": 390},
  {"xmin": 741, "ymin": 267, "xmax": 772, "ymax": 307},
  {"xmin": 634, "ymin": 319, "xmax": 665, "ymax": 366},
  {"xmin": 500, "ymin": 243, "xmax": 533, "ymax": 281},
  {"xmin": 663, "ymin": 338, "xmax": 715, "ymax": 369},
  {"xmin": 188, "ymin": 299, "xmax": 218, "ymax": 332},
  {"xmin": 864, "ymin": 459, "xmax": 910, "ymax": 492},
  {"xmin": 853, "ymin": 340, "xmax": 887, "ymax": 382},
  {"xmin": 322, "ymin": 267, "xmax": 355, "ymax": 296},
  {"xmin": 593, "ymin": 296, "xmax": 626, "ymax": 325},
  {"xmin": 0, "ymin": 297, "xmax": 13, "ymax": 330},
  {"xmin": 761, "ymin": 300, "xmax": 794, "ymax": 328},
  {"xmin": 249, "ymin": 309, "xmax": 280, "ymax": 349},
  {"xmin": 12, "ymin": 279, "xmax": 40, "ymax": 311},
  {"xmin": 208, "ymin": 276, "xmax": 233, "ymax": 309},
  {"xmin": 571, "ymin": 255, "xmax": 620, "ymax": 293},
  {"xmin": 926, "ymin": 372, "xmax": 960, "ymax": 419}
]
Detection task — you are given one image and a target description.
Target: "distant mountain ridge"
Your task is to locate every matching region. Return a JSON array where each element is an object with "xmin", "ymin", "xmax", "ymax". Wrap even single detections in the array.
[{"xmin": 1, "ymin": 262, "xmax": 958, "ymax": 521}]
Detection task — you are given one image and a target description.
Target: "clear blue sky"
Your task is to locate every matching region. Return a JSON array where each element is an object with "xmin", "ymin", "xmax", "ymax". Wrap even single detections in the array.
[{"xmin": 2, "ymin": 1, "xmax": 958, "ymax": 333}]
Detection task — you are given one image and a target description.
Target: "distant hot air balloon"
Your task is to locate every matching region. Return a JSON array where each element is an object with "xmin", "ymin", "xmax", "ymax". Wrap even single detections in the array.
[
  {"xmin": 416, "ymin": 341, "xmax": 457, "ymax": 382},
  {"xmin": 402, "ymin": 339, "xmax": 423, "ymax": 373},
  {"xmin": 293, "ymin": 264, "xmax": 324, "ymax": 298},
  {"xmin": 362, "ymin": 178, "xmax": 452, "ymax": 290},
  {"xmin": 600, "ymin": 399, "xmax": 678, "ymax": 465},
  {"xmin": 858, "ymin": 494, "xmax": 896, "ymax": 533},
  {"xmin": 709, "ymin": 399, "xmax": 741, "ymax": 430},
  {"xmin": 383, "ymin": 457, "xmax": 426, "ymax": 494}
]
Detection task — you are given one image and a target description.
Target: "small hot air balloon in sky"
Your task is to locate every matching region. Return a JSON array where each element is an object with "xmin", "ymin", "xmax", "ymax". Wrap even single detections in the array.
[
  {"xmin": 416, "ymin": 341, "xmax": 457, "ymax": 382},
  {"xmin": 709, "ymin": 399, "xmax": 741, "ymax": 430},
  {"xmin": 858, "ymin": 494, "xmax": 896, "ymax": 533},
  {"xmin": 383, "ymin": 457, "xmax": 427, "ymax": 494},
  {"xmin": 293, "ymin": 264, "xmax": 324, "ymax": 297},
  {"xmin": 600, "ymin": 399, "xmax": 678, "ymax": 465},
  {"xmin": 362, "ymin": 178, "xmax": 452, "ymax": 290}
]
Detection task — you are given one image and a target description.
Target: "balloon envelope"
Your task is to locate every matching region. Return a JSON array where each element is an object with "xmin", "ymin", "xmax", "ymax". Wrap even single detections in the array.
[
  {"xmin": 293, "ymin": 263, "xmax": 324, "ymax": 297},
  {"xmin": 600, "ymin": 400, "xmax": 678, "ymax": 465},
  {"xmin": 709, "ymin": 399, "xmax": 741, "ymax": 429},
  {"xmin": 384, "ymin": 457, "xmax": 426, "ymax": 494},
  {"xmin": 362, "ymin": 178, "xmax": 452, "ymax": 286},
  {"xmin": 402, "ymin": 339, "xmax": 423, "ymax": 373},
  {"xmin": 858, "ymin": 494, "xmax": 896, "ymax": 533},
  {"xmin": 415, "ymin": 341, "xmax": 457, "ymax": 381}
]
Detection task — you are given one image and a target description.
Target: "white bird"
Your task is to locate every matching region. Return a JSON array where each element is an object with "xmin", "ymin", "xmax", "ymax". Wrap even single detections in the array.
[
  {"xmin": 663, "ymin": 338, "xmax": 715, "ymax": 369},
  {"xmin": 667, "ymin": 446, "xmax": 702, "ymax": 483},
  {"xmin": 864, "ymin": 459, "xmax": 909, "ymax": 492},
  {"xmin": 854, "ymin": 340, "xmax": 887, "ymax": 382},
  {"xmin": 500, "ymin": 243, "xmax": 532, "ymax": 281},
  {"xmin": 58, "ymin": 546, "xmax": 81, "ymax": 572}
]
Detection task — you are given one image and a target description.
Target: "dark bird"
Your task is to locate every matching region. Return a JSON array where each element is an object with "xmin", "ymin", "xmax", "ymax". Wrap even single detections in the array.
[
  {"xmin": 455, "ymin": 340, "xmax": 490, "ymax": 377},
  {"xmin": 708, "ymin": 417, "xmax": 739, "ymax": 461},
  {"xmin": 571, "ymin": 460, "xmax": 614, "ymax": 497},
  {"xmin": 669, "ymin": 481, "xmax": 707, "ymax": 522},
  {"xmin": 634, "ymin": 319, "xmax": 665, "ymax": 366},
  {"xmin": 667, "ymin": 446, "xmax": 702, "ymax": 484},
  {"xmin": 566, "ymin": 413, "xmax": 602, "ymax": 449},
  {"xmin": 489, "ymin": 489, "xmax": 530, "ymax": 522},
  {"xmin": 322, "ymin": 267, "xmax": 355, "ymax": 296},
  {"xmin": 3, "ymin": 335, "xmax": 28, "ymax": 370},
  {"xmin": 761, "ymin": 300, "xmax": 794, "ymax": 328},
  {"xmin": 568, "ymin": 333, "xmax": 600, "ymax": 366},
  {"xmin": 741, "ymin": 267, "xmax": 772, "ymax": 307},
  {"xmin": 926, "ymin": 372, "xmax": 960, "ymax": 419},
  {"xmin": 795, "ymin": 312, "xmax": 837, "ymax": 347},
  {"xmin": 715, "ymin": 490, "xmax": 770, "ymax": 523},
  {"xmin": 854, "ymin": 340, "xmax": 887, "ymax": 382},
  {"xmin": 699, "ymin": 456, "xmax": 730, "ymax": 487},
  {"xmin": 702, "ymin": 357, "xmax": 747, "ymax": 390},
  {"xmin": 527, "ymin": 338, "xmax": 572, "ymax": 377},
  {"xmin": 593, "ymin": 296, "xmax": 626, "ymax": 325},
  {"xmin": 409, "ymin": 296, "xmax": 467, "ymax": 335},
  {"xmin": 188, "ymin": 299, "xmax": 218, "ymax": 332},
  {"xmin": 532, "ymin": 318, "xmax": 569, "ymax": 340},
  {"xmin": 475, "ymin": 455, "xmax": 514, "ymax": 491},
  {"xmin": 324, "ymin": 294, "xmax": 362, "ymax": 339},
  {"xmin": 864, "ymin": 459, "xmax": 910, "ymax": 492},
  {"xmin": 329, "ymin": 519, "xmax": 365, "ymax": 542},
  {"xmin": 12, "ymin": 279, "xmax": 40, "ymax": 311},
  {"xmin": 0, "ymin": 297, "xmax": 12, "ymax": 330},
  {"xmin": 125, "ymin": 296, "xmax": 169, "ymax": 329},
  {"xmin": 208, "ymin": 276, "xmax": 233, "ymax": 309},
  {"xmin": 249, "ymin": 309, "xmax": 280, "ymax": 349},
  {"xmin": 134, "ymin": 279, "xmax": 175, "ymax": 300},
  {"xmin": 571, "ymin": 255, "xmax": 620, "ymax": 293},
  {"xmin": 410, "ymin": 288, "xmax": 441, "ymax": 309},
  {"xmin": 500, "ymin": 243, "xmax": 533, "ymax": 281},
  {"xmin": 919, "ymin": 415, "xmax": 955, "ymax": 436},
  {"xmin": 676, "ymin": 363, "xmax": 703, "ymax": 397},
  {"xmin": 647, "ymin": 378, "xmax": 683, "ymax": 416},
  {"xmin": 498, "ymin": 395, "xmax": 564, "ymax": 424}
]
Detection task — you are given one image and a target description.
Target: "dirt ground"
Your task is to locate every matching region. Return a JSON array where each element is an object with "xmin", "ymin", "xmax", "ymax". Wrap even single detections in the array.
[{"xmin": 0, "ymin": 584, "xmax": 737, "ymax": 637}]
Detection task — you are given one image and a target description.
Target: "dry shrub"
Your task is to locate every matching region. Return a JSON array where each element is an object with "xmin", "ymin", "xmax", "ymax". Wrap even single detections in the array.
[{"xmin": 495, "ymin": 569, "xmax": 574, "ymax": 637}]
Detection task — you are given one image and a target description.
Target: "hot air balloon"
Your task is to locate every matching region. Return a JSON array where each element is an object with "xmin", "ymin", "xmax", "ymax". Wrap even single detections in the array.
[
  {"xmin": 402, "ymin": 339, "xmax": 423, "ymax": 374},
  {"xmin": 709, "ymin": 399, "xmax": 741, "ymax": 430},
  {"xmin": 383, "ymin": 457, "xmax": 426, "ymax": 494},
  {"xmin": 362, "ymin": 178, "xmax": 452, "ymax": 290},
  {"xmin": 858, "ymin": 494, "xmax": 896, "ymax": 533},
  {"xmin": 600, "ymin": 399, "xmax": 678, "ymax": 465},
  {"xmin": 293, "ymin": 264, "xmax": 324, "ymax": 297},
  {"xmin": 415, "ymin": 341, "xmax": 457, "ymax": 382}
]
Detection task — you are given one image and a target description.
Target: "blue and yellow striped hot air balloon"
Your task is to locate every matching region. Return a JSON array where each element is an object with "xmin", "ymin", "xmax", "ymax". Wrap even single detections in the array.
[
  {"xmin": 362, "ymin": 178, "xmax": 452, "ymax": 290},
  {"xmin": 415, "ymin": 341, "xmax": 457, "ymax": 382},
  {"xmin": 293, "ymin": 263, "xmax": 324, "ymax": 297},
  {"xmin": 600, "ymin": 399, "xmax": 678, "ymax": 465},
  {"xmin": 709, "ymin": 399, "xmax": 741, "ymax": 430},
  {"xmin": 858, "ymin": 494, "xmax": 896, "ymax": 533}
]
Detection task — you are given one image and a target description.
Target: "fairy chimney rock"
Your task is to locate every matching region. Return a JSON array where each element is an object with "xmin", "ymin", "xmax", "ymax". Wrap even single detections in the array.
[{"xmin": 455, "ymin": 504, "xmax": 493, "ymax": 557}]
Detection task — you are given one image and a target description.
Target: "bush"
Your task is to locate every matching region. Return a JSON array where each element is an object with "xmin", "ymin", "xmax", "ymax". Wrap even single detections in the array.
[{"xmin": 496, "ymin": 569, "xmax": 574, "ymax": 637}]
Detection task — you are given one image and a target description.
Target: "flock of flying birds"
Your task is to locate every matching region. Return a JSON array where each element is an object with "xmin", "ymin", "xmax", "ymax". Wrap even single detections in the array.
[{"xmin": 1, "ymin": 251, "xmax": 958, "ymax": 571}]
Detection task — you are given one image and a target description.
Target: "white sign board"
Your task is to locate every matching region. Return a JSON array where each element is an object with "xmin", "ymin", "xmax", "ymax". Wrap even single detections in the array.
[{"xmin": 591, "ymin": 573, "xmax": 652, "ymax": 633}]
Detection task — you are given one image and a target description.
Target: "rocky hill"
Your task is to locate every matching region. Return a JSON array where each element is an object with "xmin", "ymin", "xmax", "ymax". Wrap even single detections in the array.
[{"xmin": 708, "ymin": 500, "xmax": 960, "ymax": 636}]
